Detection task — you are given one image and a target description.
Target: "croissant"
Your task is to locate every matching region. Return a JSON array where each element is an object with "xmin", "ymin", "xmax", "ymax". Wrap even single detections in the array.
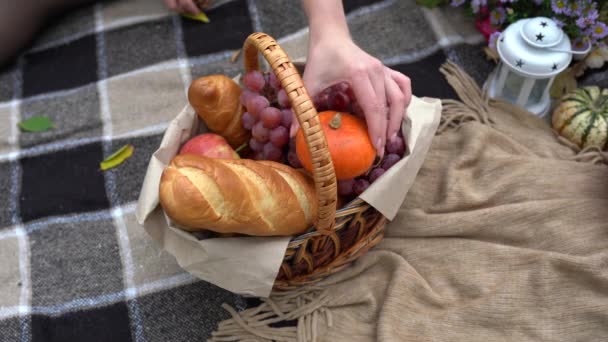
[
  {"xmin": 159, "ymin": 154, "xmax": 318, "ymax": 236},
  {"xmin": 187, "ymin": 75, "xmax": 250, "ymax": 149}
]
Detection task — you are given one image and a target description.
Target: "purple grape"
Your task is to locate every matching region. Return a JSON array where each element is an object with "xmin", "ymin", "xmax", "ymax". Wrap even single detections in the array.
[
  {"xmin": 329, "ymin": 91, "xmax": 351, "ymax": 112},
  {"xmin": 332, "ymin": 81, "xmax": 350, "ymax": 94},
  {"xmin": 263, "ymin": 72, "xmax": 270, "ymax": 87},
  {"xmin": 246, "ymin": 95, "xmax": 269, "ymax": 119},
  {"xmin": 313, "ymin": 92, "xmax": 330, "ymax": 111},
  {"xmin": 251, "ymin": 151, "xmax": 264, "ymax": 160},
  {"xmin": 277, "ymin": 89, "xmax": 290, "ymax": 108},
  {"xmin": 386, "ymin": 136, "xmax": 406, "ymax": 156},
  {"xmin": 287, "ymin": 150, "xmax": 302, "ymax": 168},
  {"xmin": 240, "ymin": 90, "xmax": 256, "ymax": 108},
  {"xmin": 242, "ymin": 112, "xmax": 256, "ymax": 130},
  {"xmin": 260, "ymin": 107, "xmax": 282, "ymax": 129},
  {"xmin": 268, "ymin": 72, "xmax": 281, "ymax": 90},
  {"xmin": 249, "ymin": 137, "xmax": 265, "ymax": 152},
  {"xmin": 269, "ymin": 126, "xmax": 289, "ymax": 147},
  {"xmin": 263, "ymin": 143, "xmax": 283, "ymax": 162},
  {"xmin": 252, "ymin": 121, "xmax": 270, "ymax": 143},
  {"xmin": 338, "ymin": 179, "xmax": 355, "ymax": 197},
  {"xmin": 344, "ymin": 84, "xmax": 355, "ymax": 102},
  {"xmin": 381, "ymin": 153, "xmax": 400, "ymax": 170},
  {"xmin": 260, "ymin": 79, "xmax": 277, "ymax": 104},
  {"xmin": 353, "ymin": 179, "xmax": 370, "ymax": 195},
  {"xmin": 289, "ymin": 138, "xmax": 297, "ymax": 152},
  {"xmin": 368, "ymin": 168, "xmax": 386, "ymax": 183},
  {"xmin": 243, "ymin": 71, "xmax": 265, "ymax": 92},
  {"xmin": 281, "ymin": 109, "xmax": 293, "ymax": 128}
]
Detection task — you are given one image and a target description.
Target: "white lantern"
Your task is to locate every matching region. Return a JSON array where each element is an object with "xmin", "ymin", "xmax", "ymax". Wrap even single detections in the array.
[{"xmin": 485, "ymin": 17, "xmax": 589, "ymax": 119}]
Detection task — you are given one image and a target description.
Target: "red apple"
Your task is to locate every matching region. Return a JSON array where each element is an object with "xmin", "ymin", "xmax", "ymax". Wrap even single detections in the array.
[{"xmin": 179, "ymin": 133, "xmax": 240, "ymax": 159}]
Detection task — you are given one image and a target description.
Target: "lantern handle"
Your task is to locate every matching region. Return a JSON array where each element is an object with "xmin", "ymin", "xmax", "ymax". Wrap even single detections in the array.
[{"xmin": 545, "ymin": 43, "xmax": 592, "ymax": 56}]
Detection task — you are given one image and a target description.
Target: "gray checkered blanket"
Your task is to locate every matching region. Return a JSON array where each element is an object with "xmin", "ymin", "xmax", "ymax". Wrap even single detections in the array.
[{"xmin": 0, "ymin": 0, "xmax": 605, "ymax": 341}]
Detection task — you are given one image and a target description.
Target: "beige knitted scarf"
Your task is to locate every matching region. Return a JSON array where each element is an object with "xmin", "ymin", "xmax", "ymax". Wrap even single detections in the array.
[{"xmin": 209, "ymin": 62, "xmax": 608, "ymax": 342}]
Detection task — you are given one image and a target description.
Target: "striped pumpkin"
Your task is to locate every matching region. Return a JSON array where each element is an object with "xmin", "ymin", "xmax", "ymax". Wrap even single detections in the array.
[{"xmin": 552, "ymin": 86, "xmax": 608, "ymax": 149}]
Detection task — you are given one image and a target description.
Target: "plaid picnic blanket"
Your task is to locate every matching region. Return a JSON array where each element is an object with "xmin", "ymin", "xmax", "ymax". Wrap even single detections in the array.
[{"xmin": 0, "ymin": 0, "xmax": 605, "ymax": 341}]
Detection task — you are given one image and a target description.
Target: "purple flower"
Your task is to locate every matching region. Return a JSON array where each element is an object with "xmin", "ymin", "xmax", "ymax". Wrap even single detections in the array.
[
  {"xmin": 450, "ymin": 0, "xmax": 466, "ymax": 6},
  {"xmin": 571, "ymin": 37, "xmax": 589, "ymax": 51},
  {"xmin": 489, "ymin": 31, "xmax": 502, "ymax": 49},
  {"xmin": 590, "ymin": 22, "xmax": 608, "ymax": 39},
  {"xmin": 581, "ymin": 0, "xmax": 598, "ymax": 12},
  {"xmin": 584, "ymin": 8, "xmax": 599, "ymax": 21},
  {"xmin": 576, "ymin": 11, "xmax": 598, "ymax": 29},
  {"xmin": 533, "ymin": 0, "xmax": 544, "ymax": 5},
  {"xmin": 499, "ymin": 0, "xmax": 517, "ymax": 3},
  {"xmin": 490, "ymin": 7, "xmax": 507, "ymax": 26},
  {"xmin": 576, "ymin": 16, "xmax": 589, "ymax": 28},
  {"xmin": 551, "ymin": 0, "xmax": 569, "ymax": 14},
  {"xmin": 568, "ymin": 1, "xmax": 581, "ymax": 16},
  {"xmin": 570, "ymin": 0, "xmax": 597, "ymax": 17},
  {"xmin": 553, "ymin": 17, "xmax": 566, "ymax": 28},
  {"xmin": 562, "ymin": 5, "xmax": 574, "ymax": 16}
]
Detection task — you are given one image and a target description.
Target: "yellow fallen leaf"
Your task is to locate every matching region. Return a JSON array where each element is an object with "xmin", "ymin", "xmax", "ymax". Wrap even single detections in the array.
[
  {"xmin": 100, "ymin": 144, "xmax": 134, "ymax": 171},
  {"xmin": 182, "ymin": 11, "xmax": 210, "ymax": 23}
]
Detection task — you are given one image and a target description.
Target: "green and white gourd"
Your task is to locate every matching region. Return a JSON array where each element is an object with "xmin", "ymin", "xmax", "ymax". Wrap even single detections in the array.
[{"xmin": 552, "ymin": 86, "xmax": 608, "ymax": 150}]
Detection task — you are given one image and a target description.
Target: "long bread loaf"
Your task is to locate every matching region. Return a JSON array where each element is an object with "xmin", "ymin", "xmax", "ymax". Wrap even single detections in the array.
[{"xmin": 159, "ymin": 154, "xmax": 317, "ymax": 236}]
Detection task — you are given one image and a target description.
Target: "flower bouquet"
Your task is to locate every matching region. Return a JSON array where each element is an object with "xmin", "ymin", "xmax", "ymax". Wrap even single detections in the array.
[{"xmin": 417, "ymin": 0, "xmax": 608, "ymax": 96}]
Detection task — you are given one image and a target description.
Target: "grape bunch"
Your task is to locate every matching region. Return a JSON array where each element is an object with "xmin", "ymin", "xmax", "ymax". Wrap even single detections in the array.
[
  {"xmin": 240, "ymin": 70, "xmax": 296, "ymax": 164},
  {"xmin": 312, "ymin": 81, "xmax": 364, "ymax": 119},
  {"xmin": 338, "ymin": 132, "xmax": 407, "ymax": 198},
  {"xmin": 240, "ymin": 70, "xmax": 408, "ymax": 199}
]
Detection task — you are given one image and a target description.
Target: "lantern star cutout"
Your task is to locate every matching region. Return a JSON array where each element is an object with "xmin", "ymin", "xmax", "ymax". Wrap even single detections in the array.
[
  {"xmin": 536, "ymin": 32, "xmax": 545, "ymax": 41},
  {"xmin": 540, "ymin": 21, "xmax": 548, "ymax": 28},
  {"xmin": 552, "ymin": 63, "xmax": 558, "ymax": 71},
  {"xmin": 516, "ymin": 59, "xmax": 524, "ymax": 68}
]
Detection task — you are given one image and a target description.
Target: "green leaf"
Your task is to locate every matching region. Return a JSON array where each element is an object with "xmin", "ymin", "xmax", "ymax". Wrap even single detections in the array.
[
  {"xmin": 100, "ymin": 144, "xmax": 134, "ymax": 171},
  {"xmin": 181, "ymin": 11, "xmax": 210, "ymax": 23},
  {"xmin": 18, "ymin": 116, "xmax": 54, "ymax": 132}
]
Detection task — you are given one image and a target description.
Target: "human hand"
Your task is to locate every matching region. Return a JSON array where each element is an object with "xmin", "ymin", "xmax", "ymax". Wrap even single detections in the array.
[
  {"xmin": 298, "ymin": 37, "xmax": 411, "ymax": 157},
  {"xmin": 163, "ymin": 0, "xmax": 201, "ymax": 15},
  {"xmin": 297, "ymin": 0, "xmax": 412, "ymax": 158}
]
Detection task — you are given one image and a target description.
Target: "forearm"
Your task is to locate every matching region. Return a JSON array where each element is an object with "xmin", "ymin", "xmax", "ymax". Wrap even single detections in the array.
[{"xmin": 301, "ymin": 0, "xmax": 351, "ymax": 43}]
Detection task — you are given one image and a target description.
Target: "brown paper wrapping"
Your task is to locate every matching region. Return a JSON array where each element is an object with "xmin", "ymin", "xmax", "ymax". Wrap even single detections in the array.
[
  {"xmin": 135, "ymin": 95, "xmax": 441, "ymax": 298},
  {"xmin": 360, "ymin": 96, "xmax": 442, "ymax": 220}
]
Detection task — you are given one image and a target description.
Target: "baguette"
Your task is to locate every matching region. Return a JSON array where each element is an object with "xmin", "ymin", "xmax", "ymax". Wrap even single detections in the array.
[
  {"xmin": 159, "ymin": 154, "xmax": 317, "ymax": 236},
  {"xmin": 187, "ymin": 75, "xmax": 249, "ymax": 149}
]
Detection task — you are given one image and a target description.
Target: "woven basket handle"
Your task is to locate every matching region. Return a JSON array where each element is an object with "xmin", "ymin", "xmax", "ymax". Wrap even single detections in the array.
[{"xmin": 243, "ymin": 32, "xmax": 337, "ymax": 233}]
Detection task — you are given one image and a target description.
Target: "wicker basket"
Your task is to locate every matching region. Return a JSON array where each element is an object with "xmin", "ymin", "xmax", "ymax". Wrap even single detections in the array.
[{"xmin": 241, "ymin": 32, "xmax": 387, "ymax": 291}]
